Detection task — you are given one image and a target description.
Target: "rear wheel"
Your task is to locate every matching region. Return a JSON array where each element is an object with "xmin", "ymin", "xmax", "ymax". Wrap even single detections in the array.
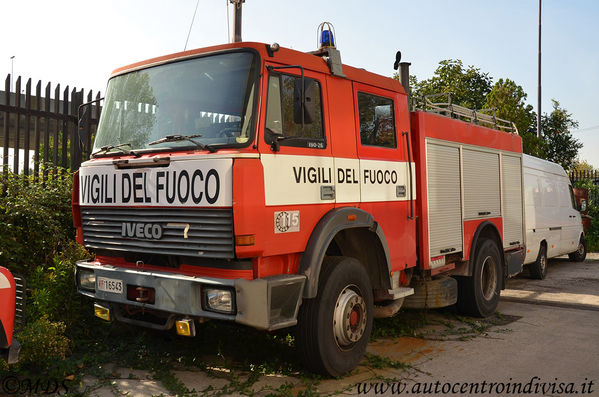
[
  {"xmin": 569, "ymin": 236, "xmax": 587, "ymax": 262},
  {"xmin": 529, "ymin": 244, "xmax": 548, "ymax": 279},
  {"xmin": 296, "ymin": 256, "xmax": 373, "ymax": 377},
  {"xmin": 456, "ymin": 238, "xmax": 501, "ymax": 317}
]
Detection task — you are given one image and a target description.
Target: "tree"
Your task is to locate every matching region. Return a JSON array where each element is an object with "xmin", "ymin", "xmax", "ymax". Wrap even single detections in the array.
[
  {"xmin": 541, "ymin": 100, "xmax": 582, "ymax": 170},
  {"xmin": 483, "ymin": 79, "xmax": 544, "ymax": 157},
  {"xmin": 403, "ymin": 60, "xmax": 583, "ymax": 167},
  {"xmin": 411, "ymin": 59, "xmax": 492, "ymax": 110},
  {"xmin": 571, "ymin": 159, "xmax": 595, "ymax": 173}
]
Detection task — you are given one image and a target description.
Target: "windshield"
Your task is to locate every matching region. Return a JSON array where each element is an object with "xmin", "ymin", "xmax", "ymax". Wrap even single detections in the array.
[{"xmin": 93, "ymin": 51, "xmax": 258, "ymax": 153}]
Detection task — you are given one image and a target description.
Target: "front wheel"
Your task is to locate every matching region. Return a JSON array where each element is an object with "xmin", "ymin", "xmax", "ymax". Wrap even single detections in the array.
[
  {"xmin": 296, "ymin": 256, "xmax": 373, "ymax": 377},
  {"xmin": 569, "ymin": 236, "xmax": 587, "ymax": 262},
  {"xmin": 529, "ymin": 244, "xmax": 548, "ymax": 279},
  {"xmin": 456, "ymin": 238, "xmax": 502, "ymax": 317}
]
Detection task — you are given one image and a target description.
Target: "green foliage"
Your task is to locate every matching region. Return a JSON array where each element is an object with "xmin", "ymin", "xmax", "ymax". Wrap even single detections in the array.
[
  {"xmin": 571, "ymin": 159, "xmax": 595, "ymax": 173},
  {"xmin": 485, "ymin": 79, "xmax": 534, "ymax": 133},
  {"xmin": 16, "ymin": 316, "xmax": 71, "ymax": 370},
  {"xmin": 27, "ymin": 242, "xmax": 92, "ymax": 337},
  {"xmin": 0, "ymin": 169, "xmax": 93, "ymax": 373},
  {"xmin": 405, "ymin": 59, "xmax": 583, "ymax": 165},
  {"xmin": 0, "ymin": 169, "xmax": 74, "ymax": 276},
  {"xmin": 573, "ymin": 180, "xmax": 599, "ymax": 252},
  {"xmin": 541, "ymin": 100, "xmax": 583, "ymax": 170},
  {"xmin": 411, "ymin": 59, "xmax": 492, "ymax": 110}
]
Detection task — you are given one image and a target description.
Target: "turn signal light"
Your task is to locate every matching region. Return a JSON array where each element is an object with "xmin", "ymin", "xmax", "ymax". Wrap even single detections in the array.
[
  {"xmin": 94, "ymin": 304, "xmax": 111, "ymax": 321},
  {"xmin": 175, "ymin": 318, "xmax": 196, "ymax": 337},
  {"xmin": 235, "ymin": 234, "xmax": 255, "ymax": 246}
]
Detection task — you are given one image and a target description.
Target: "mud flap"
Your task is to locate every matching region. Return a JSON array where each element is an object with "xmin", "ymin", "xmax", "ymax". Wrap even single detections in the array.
[
  {"xmin": 6, "ymin": 339, "xmax": 20, "ymax": 364},
  {"xmin": 505, "ymin": 248, "xmax": 525, "ymax": 278}
]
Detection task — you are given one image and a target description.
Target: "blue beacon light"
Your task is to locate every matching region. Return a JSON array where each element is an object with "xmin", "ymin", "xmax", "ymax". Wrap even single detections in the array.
[{"xmin": 321, "ymin": 30, "xmax": 335, "ymax": 48}]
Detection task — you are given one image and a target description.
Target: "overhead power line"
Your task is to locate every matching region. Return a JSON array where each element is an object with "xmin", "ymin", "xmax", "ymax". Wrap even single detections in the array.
[{"xmin": 572, "ymin": 125, "xmax": 599, "ymax": 133}]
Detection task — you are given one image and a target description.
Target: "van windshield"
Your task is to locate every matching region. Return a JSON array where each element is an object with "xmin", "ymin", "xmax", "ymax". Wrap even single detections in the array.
[{"xmin": 93, "ymin": 51, "xmax": 258, "ymax": 154}]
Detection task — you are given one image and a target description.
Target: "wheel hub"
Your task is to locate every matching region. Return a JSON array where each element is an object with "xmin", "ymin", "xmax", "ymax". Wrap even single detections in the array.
[
  {"xmin": 480, "ymin": 256, "xmax": 497, "ymax": 301},
  {"xmin": 333, "ymin": 286, "xmax": 367, "ymax": 347},
  {"xmin": 540, "ymin": 254, "xmax": 547, "ymax": 271}
]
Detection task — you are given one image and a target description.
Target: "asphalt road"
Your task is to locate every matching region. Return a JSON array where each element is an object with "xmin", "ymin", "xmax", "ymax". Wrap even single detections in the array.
[
  {"xmin": 323, "ymin": 253, "xmax": 599, "ymax": 396},
  {"xmin": 80, "ymin": 254, "xmax": 599, "ymax": 396}
]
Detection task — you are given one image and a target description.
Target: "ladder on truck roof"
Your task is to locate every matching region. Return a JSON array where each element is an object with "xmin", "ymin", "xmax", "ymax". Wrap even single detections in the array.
[{"xmin": 412, "ymin": 92, "xmax": 519, "ymax": 134}]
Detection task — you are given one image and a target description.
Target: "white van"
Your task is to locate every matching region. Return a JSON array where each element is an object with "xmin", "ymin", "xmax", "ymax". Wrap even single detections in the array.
[{"xmin": 523, "ymin": 154, "xmax": 586, "ymax": 279}]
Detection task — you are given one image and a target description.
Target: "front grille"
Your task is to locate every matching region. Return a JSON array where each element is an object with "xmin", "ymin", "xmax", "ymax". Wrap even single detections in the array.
[{"xmin": 81, "ymin": 207, "xmax": 234, "ymax": 259}]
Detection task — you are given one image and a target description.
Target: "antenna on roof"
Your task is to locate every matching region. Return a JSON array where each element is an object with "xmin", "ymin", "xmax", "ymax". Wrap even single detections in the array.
[{"xmin": 184, "ymin": 0, "xmax": 200, "ymax": 51}]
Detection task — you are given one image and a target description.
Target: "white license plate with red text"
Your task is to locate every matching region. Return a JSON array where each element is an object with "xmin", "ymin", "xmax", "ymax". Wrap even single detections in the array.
[{"xmin": 97, "ymin": 277, "xmax": 123, "ymax": 294}]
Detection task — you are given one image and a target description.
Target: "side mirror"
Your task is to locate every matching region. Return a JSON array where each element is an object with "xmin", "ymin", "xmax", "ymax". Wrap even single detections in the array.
[
  {"xmin": 294, "ymin": 78, "xmax": 315, "ymax": 125},
  {"xmin": 77, "ymin": 97, "xmax": 103, "ymax": 150},
  {"xmin": 579, "ymin": 199, "xmax": 587, "ymax": 212},
  {"xmin": 78, "ymin": 105, "xmax": 90, "ymax": 149}
]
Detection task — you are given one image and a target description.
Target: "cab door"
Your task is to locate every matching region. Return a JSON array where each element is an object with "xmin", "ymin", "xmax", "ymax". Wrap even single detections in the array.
[
  {"xmin": 257, "ymin": 64, "xmax": 335, "ymax": 257},
  {"xmin": 560, "ymin": 182, "xmax": 583, "ymax": 254},
  {"xmin": 352, "ymin": 82, "xmax": 416, "ymax": 272}
]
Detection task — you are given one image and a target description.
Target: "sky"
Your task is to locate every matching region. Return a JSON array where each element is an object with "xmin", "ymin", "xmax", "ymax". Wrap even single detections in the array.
[{"xmin": 1, "ymin": 0, "xmax": 598, "ymax": 167}]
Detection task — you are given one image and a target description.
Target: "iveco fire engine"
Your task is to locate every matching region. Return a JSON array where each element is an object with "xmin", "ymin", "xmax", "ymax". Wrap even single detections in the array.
[{"xmin": 73, "ymin": 21, "xmax": 526, "ymax": 375}]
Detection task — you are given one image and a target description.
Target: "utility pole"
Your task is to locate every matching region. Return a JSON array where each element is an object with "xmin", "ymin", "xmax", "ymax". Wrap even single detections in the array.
[
  {"xmin": 230, "ymin": 0, "xmax": 245, "ymax": 43},
  {"xmin": 537, "ymin": 0, "xmax": 542, "ymax": 138}
]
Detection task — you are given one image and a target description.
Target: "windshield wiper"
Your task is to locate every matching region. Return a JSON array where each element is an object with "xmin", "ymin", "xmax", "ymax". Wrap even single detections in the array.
[
  {"xmin": 91, "ymin": 143, "xmax": 140, "ymax": 157},
  {"xmin": 148, "ymin": 134, "xmax": 216, "ymax": 153}
]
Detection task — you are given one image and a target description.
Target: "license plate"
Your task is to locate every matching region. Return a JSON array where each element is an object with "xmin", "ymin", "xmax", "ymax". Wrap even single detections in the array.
[{"xmin": 97, "ymin": 277, "xmax": 123, "ymax": 294}]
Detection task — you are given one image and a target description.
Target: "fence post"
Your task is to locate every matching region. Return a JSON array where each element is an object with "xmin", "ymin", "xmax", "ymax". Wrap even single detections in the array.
[
  {"xmin": 53, "ymin": 84, "xmax": 60, "ymax": 175},
  {"xmin": 61, "ymin": 86, "xmax": 69, "ymax": 170},
  {"xmin": 13, "ymin": 77, "xmax": 21, "ymax": 174},
  {"xmin": 34, "ymin": 81, "xmax": 41, "ymax": 180},
  {"xmin": 43, "ymin": 82, "xmax": 51, "ymax": 182},
  {"xmin": 23, "ymin": 79, "xmax": 32, "ymax": 177},
  {"xmin": 2, "ymin": 75, "xmax": 9, "ymax": 175}
]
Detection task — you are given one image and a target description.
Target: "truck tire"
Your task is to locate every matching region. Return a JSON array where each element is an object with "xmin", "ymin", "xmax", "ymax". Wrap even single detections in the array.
[
  {"xmin": 456, "ymin": 238, "xmax": 501, "ymax": 317},
  {"xmin": 568, "ymin": 236, "xmax": 587, "ymax": 262},
  {"xmin": 529, "ymin": 244, "xmax": 547, "ymax": 279},
  {"xmin": 296, "ymin": 256, "xmax": 373, "ymax": 377}
]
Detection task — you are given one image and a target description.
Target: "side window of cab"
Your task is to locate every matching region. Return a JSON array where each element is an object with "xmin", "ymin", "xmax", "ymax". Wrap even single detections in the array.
[
  {"xmin": 264, "ymin": 72, "xmax": 325, "ymax": 149},
  {"xmin": 357, "ymin": 92, "xmax": 397, "ymax": 148}
]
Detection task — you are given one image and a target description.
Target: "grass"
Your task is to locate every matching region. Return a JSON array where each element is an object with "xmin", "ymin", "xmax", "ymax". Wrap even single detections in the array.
[{"xmin": 1, "ymin": 304, "xmax": 518, "ymax": 396}]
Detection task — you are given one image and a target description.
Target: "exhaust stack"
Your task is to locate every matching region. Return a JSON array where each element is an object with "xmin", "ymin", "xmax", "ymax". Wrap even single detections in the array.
[
  {"xmin": 399, "ymin": 62, "xmax": 411, "ymax": 95},
  {"xmin": 231, "ymin": 0, "xmax": 245, "ymax": 43}
]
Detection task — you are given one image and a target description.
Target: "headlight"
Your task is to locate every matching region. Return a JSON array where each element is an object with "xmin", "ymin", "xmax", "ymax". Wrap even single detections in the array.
[
  {"xmin": 203, "ymin": 287, "xmax": 235, "ymax": 314},
  {"xmin": 78, "ymin": 269, "xmax": 96, "ymax": 291}
]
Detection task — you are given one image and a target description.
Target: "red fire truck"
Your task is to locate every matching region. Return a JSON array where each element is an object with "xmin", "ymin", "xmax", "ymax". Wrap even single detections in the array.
[
  {"xmin": 1, "ymin": 267, "xmax": 24, "ymax": 364},
  {"xmin": 73, "ymin": 24, "xmax": 525, "ymax": 375}
]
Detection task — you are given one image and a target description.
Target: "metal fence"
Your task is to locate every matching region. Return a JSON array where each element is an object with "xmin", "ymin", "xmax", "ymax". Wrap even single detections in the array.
[
  {"xmin": 0, "ymin": 73, "xmax": 102, "ymax": 178},
  {"xmin": 569, "ymin": 170, "xmax": 599, "ymax": 184}
]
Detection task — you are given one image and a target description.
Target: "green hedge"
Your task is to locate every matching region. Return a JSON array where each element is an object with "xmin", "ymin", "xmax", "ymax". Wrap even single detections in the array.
[
  {"xmin": 0, "ymin": 170, "xmax": 92, "ymax": 372},
  {"xmin": 0, "ymin": 170, "xmax": 75, "ymax": 276},
  {"xmin": 573, "ymin": 180, "xmax": 599, "ymax": 252}
]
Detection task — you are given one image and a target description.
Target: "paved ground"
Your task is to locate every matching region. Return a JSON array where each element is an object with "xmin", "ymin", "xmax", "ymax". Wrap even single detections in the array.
[{"xmin": 80, "ymin": 254, "xmax": 599, "ymax": 396}]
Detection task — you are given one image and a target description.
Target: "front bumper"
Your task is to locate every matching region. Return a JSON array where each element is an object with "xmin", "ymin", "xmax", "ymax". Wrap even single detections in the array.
[{"xmin": 75, "ymin": 260, "xmax": 305, "ymax": 331}]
